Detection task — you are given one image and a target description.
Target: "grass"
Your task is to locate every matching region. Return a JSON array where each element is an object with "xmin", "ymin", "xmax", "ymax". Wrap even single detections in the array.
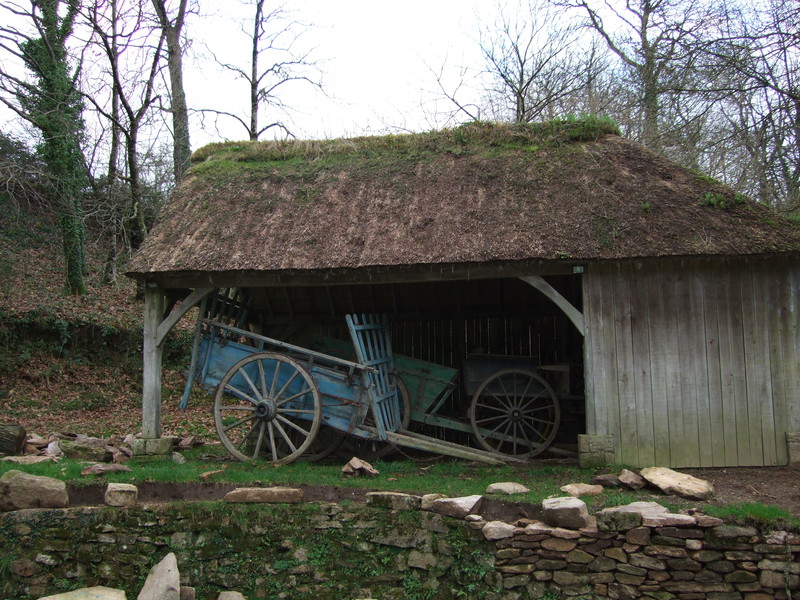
[
  {"xmin": 189, "ymin": 116, "xmax": 620, "ymax": 176},
  {"xmin": 699, "ymin": 191, "xmax": 747, "ymax": 209},
  {"xmin": 704, "ymin": 502, "xmax": 800, "ymax": 530},
  {"xmin": 0, "ymin": 452, "xmax": 680, "ymax": 515},
  {"xmin": 3, "ymin": 451, "xmax": 800, "ymax": 531}
]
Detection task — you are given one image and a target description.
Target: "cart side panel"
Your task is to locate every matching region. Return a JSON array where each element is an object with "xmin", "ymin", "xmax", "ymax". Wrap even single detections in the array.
[
  {"xmin": 308, "ymin": 366, "xmax": 367, "ymax": 434},
  {"xmin": 197, "ymin": 337, "xmax": 259, "ymax": 390},
  {"xmin": 312, "ymin": 336, "xmax": 458, "ymax": 420}
]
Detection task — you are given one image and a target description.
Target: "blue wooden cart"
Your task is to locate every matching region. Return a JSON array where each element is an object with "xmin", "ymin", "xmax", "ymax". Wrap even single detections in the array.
[
  {"xmin": 181, "ymin": 290, "xmax": 561, "ymax": 464},
  {"xmin": 182, "ymin": 306, "xmax": 525, "ymax": 464}
]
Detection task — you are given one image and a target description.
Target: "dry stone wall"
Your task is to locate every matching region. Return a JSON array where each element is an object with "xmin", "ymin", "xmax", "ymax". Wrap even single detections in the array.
[
  {"xmin": 0, "ymin": 498, "xmax": 798, "ymax": 600},
  {"xmin": 0, "ymin": 501, "xmax": 497, "ymax": 600},
  {"xmin": 486, "ymin": 517, "xmax": 799, "ymax": 599}
]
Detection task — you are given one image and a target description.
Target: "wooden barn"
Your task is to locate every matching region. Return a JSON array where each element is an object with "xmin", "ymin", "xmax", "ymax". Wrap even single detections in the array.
[{"xmin": 127, "ymin": 120, "xmax": 800, "ymax": 468}]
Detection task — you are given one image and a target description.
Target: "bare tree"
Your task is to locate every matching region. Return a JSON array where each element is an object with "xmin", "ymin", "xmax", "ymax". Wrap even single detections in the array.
[
  {"xmin": 83, "ymin": 0, "xmax": 165, "ymax": 250},
  {"xmin": 479, "ymin": 0, "xmax": 586, "ymax": 123},
  {"xmin": 561, "ymin": 0, "xmax": 721, "ymax": 153},
  {"xmin": 204, "ymin": 0, "xmax": 321, "ymax": 140},
  {"xmin": 151, "ymin": 0, "xmax": 192, "ymax": 182},
  {"xmin": 0, "ymin": 131, "xmax": 47, "ymax": 212},
  {"xmin": 708, "ymin": 0, "xmax": 800, "ymax": 210},
  {"xmin": 433, "ymin": 0, "xmax": 621, "ymax": 127}
]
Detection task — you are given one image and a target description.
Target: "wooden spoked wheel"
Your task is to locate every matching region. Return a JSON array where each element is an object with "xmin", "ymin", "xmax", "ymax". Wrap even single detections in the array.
[
  {"xmin": 337, "ymin": 377, "xmax": 411, "ymax": 461},
  {"xmin": 469, "ymin": 369, "xmax": 560, "ymax": 458},
  {"xmin": 293, "ymin": 424, "xmax": 345, "ymax": 462},
  {"xmin": 213, "ymin": 353, "xmax": 321, "ymax": 464}
]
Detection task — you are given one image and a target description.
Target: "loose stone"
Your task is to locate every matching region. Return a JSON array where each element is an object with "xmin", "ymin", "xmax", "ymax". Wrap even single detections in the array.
[
  {"xmin": 486, "ymin": 482, "xmax": 530, "ymax": 495},
  {"xmin": 541, "ymin": 497, "xmax": 592, "ymax": 530},
  {"xmin": 428, "ymin": 495, "xmax": 482, "ymax": 518},
  {"xmin": 560, "ymin": 483, "xmax": 604, "ymax": 497},
  {"xmin": 105, "ymin": 483, "xmax": 138, "ymax": 508}
]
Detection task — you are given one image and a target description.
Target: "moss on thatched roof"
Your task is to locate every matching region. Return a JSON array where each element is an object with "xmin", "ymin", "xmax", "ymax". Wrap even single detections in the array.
[{"xmin": 128, "ymin": 118, "xmax": 800, "ymax": 283}]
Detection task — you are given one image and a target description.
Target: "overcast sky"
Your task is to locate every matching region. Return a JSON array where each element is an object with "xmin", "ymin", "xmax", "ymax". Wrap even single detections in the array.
[
  {"xmin": 186, "ymin": 0, "xmax": 490, "ymax": 147},
  {"xmin": 0, "ymin": 1, "xmax": 508, "ymax": 152}
]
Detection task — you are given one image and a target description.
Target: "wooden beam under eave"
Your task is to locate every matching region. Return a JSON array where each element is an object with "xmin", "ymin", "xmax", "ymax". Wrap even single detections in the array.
[
  {"xmin": 519, "ymin": 275, "xmax": 585, "ymax": 336},
  {"xmin": 128, "ymin": 259, "xmax": 579, "ymax": 290}
]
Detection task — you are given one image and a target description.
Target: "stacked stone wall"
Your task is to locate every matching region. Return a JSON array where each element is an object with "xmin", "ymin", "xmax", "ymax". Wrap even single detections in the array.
[
  {"xmin": 0, "ymin": 502, "xmax": 798, "ymax": 599},
  {"xmin": 488, "ymin": 519, "xmax": 799, "ymax": 599}
]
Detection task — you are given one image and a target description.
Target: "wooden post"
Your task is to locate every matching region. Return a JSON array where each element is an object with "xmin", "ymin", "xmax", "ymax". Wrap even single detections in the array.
[{"xmin": 142, "ymin": 284, "xmax": 166, "ymax": 439}]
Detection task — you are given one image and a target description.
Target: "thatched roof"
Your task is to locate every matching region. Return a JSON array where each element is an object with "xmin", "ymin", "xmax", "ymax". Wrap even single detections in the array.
[{"xmin": 128, "ymin": 119, "xmax": 800, "ymax": 286}]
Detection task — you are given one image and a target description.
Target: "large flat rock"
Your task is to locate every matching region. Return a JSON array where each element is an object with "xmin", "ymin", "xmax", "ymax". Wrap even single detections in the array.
[
  {"xmin": 224, "ymin": 487, "xmax": 303, "ymax": 503},
  {"xmin": 0, "ymin": 469, "xmax": 68, "ymax": 511},
  {"xmin": 640, "ymin": 467, "xmax": 714, "ymax": 500},
  {"xmin": 597, "ymin": 500, "xmax": 697, "ymax": 528},
  {"xmin": 38, "ymin": 587, "xmax": 126, "ymax": 600}
]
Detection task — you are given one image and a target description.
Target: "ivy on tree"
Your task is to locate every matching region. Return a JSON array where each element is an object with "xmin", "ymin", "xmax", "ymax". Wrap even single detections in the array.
[{"xmin": 19, "ymin": 0, "xmax": 88, "ymax": 295}]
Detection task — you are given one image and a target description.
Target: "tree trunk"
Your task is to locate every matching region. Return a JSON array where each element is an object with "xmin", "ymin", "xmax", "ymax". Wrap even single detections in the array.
[
  {"xmin": 126, "ymin": 130, "xmax": 148, "ymax": 249},
  {"xmin": 60, "ymin": 199, "xmax": 87, "ymax": 295},
  {"xmin": 249, "ymin": 0, "xmax": 264, "ymax": 140},
  {"xmin": 152, "ymin": 0, "xmax": 191, "ymax": 183},
  {"xmin": 165, "ymin": 25, "xmax": 191, "ymax": 182},
  {"xmin": 103, "ymin": 221, "xmax": 118, "ymax": 284},
  {"xmin": 0, "ymin": 423, "xmax": 27, "ymax": 456}
]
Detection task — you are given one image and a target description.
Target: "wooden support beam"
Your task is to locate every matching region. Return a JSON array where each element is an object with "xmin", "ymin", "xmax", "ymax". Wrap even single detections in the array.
[
  {"xmin": 143, "ymin": 286, "xmax": 215, "ymax": 439},
  {"xmin": 155, "ymin": 288, "xmax": 214, "ymax": 346},
  {"xmin": 142, "ymin": 285, "xmax": 166, "ymax": 439},
  {"xmin": 520, "ymin": 275, "xmax": 585, "ymax": 336}
]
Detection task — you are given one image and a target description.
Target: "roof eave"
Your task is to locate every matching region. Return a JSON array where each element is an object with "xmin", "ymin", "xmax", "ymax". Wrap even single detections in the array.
[{"xmin": 125, "ymin": 258, "xmax": 585, "ymax": 289}]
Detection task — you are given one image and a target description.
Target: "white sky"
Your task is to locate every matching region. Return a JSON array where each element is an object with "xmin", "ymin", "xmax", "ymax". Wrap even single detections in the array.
[
  {"xmin": 186, "ymin": 0, "xmax": 490, "ymax": 147},
  {"xmin": 0, "ymin": 1, "xmax": 516, "ymax": 156}
]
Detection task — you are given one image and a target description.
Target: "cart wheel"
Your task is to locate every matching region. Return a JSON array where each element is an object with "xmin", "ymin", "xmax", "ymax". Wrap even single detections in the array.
[
  {"xmin": 294, "ymin": 425, "xmax": 346, "ymax": 463},
  {"xmin": 213, "ymin": 353, "xmax": 321, "ymax": 464},
  {"xmin": 337, "ymin": 377, "xmax": 411, "ymax": 461},
  {"xmin": 469, "ymin": 369, "xmax": 560, "ymax": 458}
]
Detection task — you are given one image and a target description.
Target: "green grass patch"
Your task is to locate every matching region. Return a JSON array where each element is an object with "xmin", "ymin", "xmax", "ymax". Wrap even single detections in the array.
[
  {"xmin": 699, "ymin": 191, "xmax": 747, "ymax": 209},
  {"xmin": 189, "ymin": 117, "xmax": 620, "ymax": 178},
  {"xmin": 692, "ymin": 171, "xmax": 722, "ymax": 185},
  {"xmin": 3, "ymin": 454, "xmax": 797, "ymax": 529},
  {"xmin": 704, "ymin": 502, "xmax": 800, "ymax": 530},
  {"xmin": 0, "ymin": 453, "xmax": 688, "ymax": 519},
  {"xmin": 0, "ymin": 454, "xmax": 598, "ymax": 506}
]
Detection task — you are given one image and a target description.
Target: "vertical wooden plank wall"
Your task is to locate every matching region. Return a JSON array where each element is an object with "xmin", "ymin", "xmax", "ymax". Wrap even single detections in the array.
[{"xmin": 583, "ymin": 256, "xmax": 799, "ymax": 467}]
